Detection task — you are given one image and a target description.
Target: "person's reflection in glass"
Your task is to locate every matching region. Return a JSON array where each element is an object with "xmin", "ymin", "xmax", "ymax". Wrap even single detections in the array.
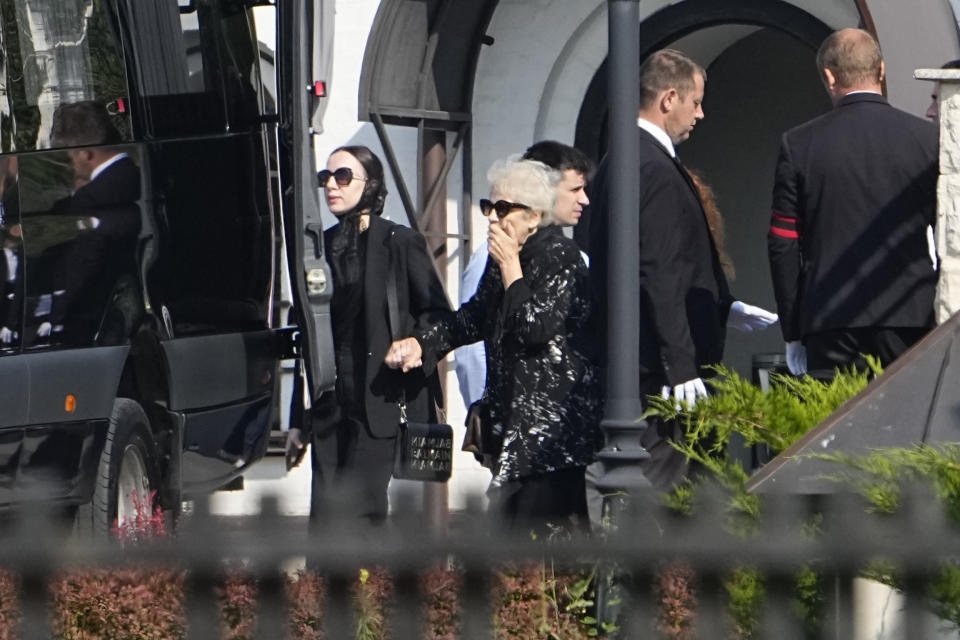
[
  {"xmin": 0, "ymin": 155, "xmax": 22, "ymax": 350},
  {"xmin": 41, "ymin": 101, "xmax": 141, "ymax": 346},
  {"xmin": 0, "ymin": 223, "xmax": 22, "ymax": 348}
]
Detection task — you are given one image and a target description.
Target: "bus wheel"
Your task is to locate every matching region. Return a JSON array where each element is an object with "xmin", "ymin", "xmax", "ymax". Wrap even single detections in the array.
[{"xmin": 77, "ymin": 399, "xmax": 159, "ymax": 538}]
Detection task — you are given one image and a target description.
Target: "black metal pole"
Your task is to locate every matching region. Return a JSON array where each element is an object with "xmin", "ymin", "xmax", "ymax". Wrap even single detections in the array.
[
  {"xmin": 596, "ymin": 0, "xmax": 650, "ymax": 498},
  {"xmin": 594, "ymin": 4, "xmax": 649, "ymax": 630}
]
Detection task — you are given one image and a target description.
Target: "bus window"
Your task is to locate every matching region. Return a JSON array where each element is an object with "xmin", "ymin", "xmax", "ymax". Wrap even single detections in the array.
[
  {"xmin": 123, "ymin": 0, "xmax": 262, "ymax": 137},
  {"xmin": 0, "ymin": 0, "xmax": 130, "ymax": 151}
]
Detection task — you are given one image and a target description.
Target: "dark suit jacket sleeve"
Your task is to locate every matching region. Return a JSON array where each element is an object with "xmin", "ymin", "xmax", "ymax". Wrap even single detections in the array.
[
  {"xmin": 398, "ymin": 229, "xmax": 451, "ymax": 375},
  {"xmin": 768, "ymin": 136, "xmax": 803, "ymax": 342},
  {"xmin": 638, "ymin": 163, "xmax": 700, "ymax": 384}
]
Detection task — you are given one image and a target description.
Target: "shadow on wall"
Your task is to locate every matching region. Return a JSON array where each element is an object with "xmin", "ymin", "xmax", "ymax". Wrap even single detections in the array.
[{"xmin": 680, "ymin": 27, "xmax": 832, "ymax": 379}]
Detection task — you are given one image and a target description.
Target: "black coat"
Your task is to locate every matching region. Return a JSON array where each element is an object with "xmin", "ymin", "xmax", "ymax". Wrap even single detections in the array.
[
  {"xmin": 588, "ymin": 128, "xmax": 733, "ymax": 387},
  {"xmin": 322, "ymin": 215, "xmax": 451, "ymax": 437},
  {"xmin": 50, "ymin": 155, "xmax": 142, "ymax": 343},
  {"xmin": 768, "ymin": 92, "xmax": 938, "ymax": 341},
  {"xmin": 418, "ymin": 225, "xmax": 601, "ymax": 486}
]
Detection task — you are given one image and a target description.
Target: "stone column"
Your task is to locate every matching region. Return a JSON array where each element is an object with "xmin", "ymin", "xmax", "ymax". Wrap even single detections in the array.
[{"xmin": 915, "ymin": 68, "xmax": 960, "ymax": 324}]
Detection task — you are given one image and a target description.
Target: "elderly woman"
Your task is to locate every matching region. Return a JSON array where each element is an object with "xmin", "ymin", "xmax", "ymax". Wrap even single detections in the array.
[{"xmin": 386, "ymin": 158, "xmax": 600, "ymax": 533}]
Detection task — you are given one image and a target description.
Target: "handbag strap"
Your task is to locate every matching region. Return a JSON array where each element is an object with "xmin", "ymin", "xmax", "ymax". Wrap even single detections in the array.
[
  {"xmin": 385, "ymin": 232, "xmax": 409, "ymax": 421},
  {"xmin": 385, "ymin": 229, "xmax": 444, "ymax": 418}
]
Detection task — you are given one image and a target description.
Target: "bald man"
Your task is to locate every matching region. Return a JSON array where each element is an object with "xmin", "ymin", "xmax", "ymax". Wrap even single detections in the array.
[{"xmin": 768, "ymin": 28, "xmax": 938, "ymax": 376}]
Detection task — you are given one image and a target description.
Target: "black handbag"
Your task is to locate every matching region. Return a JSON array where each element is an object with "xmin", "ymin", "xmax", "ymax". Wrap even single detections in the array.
[
  {"xmin": 386, "ymin": 239, "xmax": 453, "ymax": 483},
  {"xmin": 462, "ymin": 398, "xmax": 501, "ymax": 470},
  {"xmin": 392, "ymin": 395, "xmax": 453, "ymax": 482}
]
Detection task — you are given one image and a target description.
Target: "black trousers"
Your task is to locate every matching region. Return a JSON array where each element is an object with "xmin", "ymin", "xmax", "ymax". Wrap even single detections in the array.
[
  {"xmin": 805, "ymin": 326, "xmax": 930, "ymax": 375},
  {"xmin": 492, "ymin": 466, "xmax": 590, "ymax": 536},
  {"xmin": 309, "ymin": 402, "xmax": 395, "ymax": 530},
  {"xmin": 636, "ymin": 373, "xmax": 708, "ymax": 492}
]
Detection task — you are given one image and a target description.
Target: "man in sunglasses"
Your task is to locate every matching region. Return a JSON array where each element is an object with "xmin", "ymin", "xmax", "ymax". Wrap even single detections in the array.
[
  {"xmin": 454, "ymin": 142, "xmax": 594, "ymax": 410},
  {"xmin": 588, "ymin": 49, "xmax": 777, "ymax": 490}
]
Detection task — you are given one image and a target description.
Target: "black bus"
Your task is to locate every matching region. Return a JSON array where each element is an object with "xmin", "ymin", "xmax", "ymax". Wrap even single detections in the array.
[{"xmin": 0, "ymin": 0, "xmax": 335, "ymax": 534}]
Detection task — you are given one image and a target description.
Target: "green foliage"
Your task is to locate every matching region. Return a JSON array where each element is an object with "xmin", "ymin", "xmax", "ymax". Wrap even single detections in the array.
[
  {"xmin": 725, "ymin": 567, "xmax": 765, "ymax": 640},
  {"xmin": 814, "ymin": 443, "xmax": 960, "ymax": 521},
  {"xmin": 930, "ymin": 564, "xmax": 960, "ymax": 630},
  {"xmin": 793, "ymin": 565, "xmax": 825, "ymax": 636},
  {"xmin": 645, "ymin": 362, "xmax": 876, "ymax": 455},
  {"xmin": 644, "ymin": 362, "xmax": 879, "ymax": 636}
]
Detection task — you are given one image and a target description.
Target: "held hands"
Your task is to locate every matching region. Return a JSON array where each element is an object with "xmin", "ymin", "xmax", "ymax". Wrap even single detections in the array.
[
  {"xmin": 785, "ymin": 340, "xmax": 807, "ymax": 375},
  {"xmin": 727, "ymin": 300, "xmax": 779, "ymax": 332},
  {"xmin": 384, "ymin": 337, "xmax": 423, "ymax": 372},
  {"xmin": 660, "ymin": 377, "xmax": 708, "ymax": 411}
]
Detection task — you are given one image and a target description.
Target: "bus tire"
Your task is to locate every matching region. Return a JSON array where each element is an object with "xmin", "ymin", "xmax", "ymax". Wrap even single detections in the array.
[{"xmin": 77, "ymin": 399, "xmax": 159, "ymax": 538}]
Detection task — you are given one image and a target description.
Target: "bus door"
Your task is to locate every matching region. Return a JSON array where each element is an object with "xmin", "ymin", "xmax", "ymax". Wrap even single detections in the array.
[{"xmin": 277, "ymin": 0, "xmax": 336, "ymax": 401}]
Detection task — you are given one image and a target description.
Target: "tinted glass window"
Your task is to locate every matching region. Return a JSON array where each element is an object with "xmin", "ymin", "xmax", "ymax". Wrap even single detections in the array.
[
  {"xmin": 19, "ymin": 144, "xmax": 142, "ymax": 349},
  {"xmin": 0, "ymin": 0, "xmax": 130, "ymax": 152},
  {"xmin": 125, "ymin": 0, "xmax": 263, "ymax": 137},
  {"xmin": 0, "ymin": 156, "xmax": 22, "ymax": 352}
]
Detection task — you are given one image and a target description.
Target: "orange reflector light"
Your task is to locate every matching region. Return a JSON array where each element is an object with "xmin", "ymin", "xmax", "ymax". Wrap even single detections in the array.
[{"xmin": 65, "ymin": 395, "xmax": 76, "ymax": 413}]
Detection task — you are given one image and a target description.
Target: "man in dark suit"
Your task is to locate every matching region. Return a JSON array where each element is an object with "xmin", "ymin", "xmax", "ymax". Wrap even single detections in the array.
[
  {"xmin": 768, "ymin": 28, "xmax": 938, "ymax": 376},
  {"xmin": 589, "ymin": 49, "xmax": 776, "ymax": 489},
  {"xmin": 41, "ymin": 101, "xmax": 141, "ymax": 346}
]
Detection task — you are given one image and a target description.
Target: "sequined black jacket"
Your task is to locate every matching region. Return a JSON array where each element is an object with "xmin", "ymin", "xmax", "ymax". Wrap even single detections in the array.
[{"xmin": 418, "ymin": 225, "xmax": 601, "ymax": 486}]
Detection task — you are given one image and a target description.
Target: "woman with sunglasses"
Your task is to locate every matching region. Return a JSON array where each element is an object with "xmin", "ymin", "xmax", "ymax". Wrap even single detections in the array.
[
  {"xmin": 289, "ymin": 145, "xmax": 450, "ymax": 527},
  {"xmin": 385, "ymin": 157, "xmax": 600, "ymax": 534}
]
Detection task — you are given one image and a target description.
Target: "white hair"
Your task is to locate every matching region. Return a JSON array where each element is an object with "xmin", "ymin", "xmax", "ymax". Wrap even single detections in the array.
[{"xmin": 486, "ymin": 156, "xmax": 561, "ymax": 227}]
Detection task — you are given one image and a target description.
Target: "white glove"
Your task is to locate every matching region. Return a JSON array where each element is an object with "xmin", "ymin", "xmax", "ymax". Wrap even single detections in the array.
[
  {"xmin": 661, "ymin": 377, "xmax": 708, "ymax": 410},
  {"xmin": 37, "ymin": 321, "xmax": 51, "ymax": 337},
  {"xmin": 0, "ymin": 327, "xmax": 10, "ymax": 343},
  {"xmin": 727, "ymin": 300, "xmax": 779, "ymax": 332},
  {"xmin": 785, "ymin": 341, "xmax": 807, "ymax": 375}
]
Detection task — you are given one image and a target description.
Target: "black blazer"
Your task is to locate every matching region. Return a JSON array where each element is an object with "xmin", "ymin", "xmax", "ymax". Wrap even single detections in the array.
[
  {"xmin": 322, "ymin": 215, "xmax": 451, "ymax": 437},
  {"xmin": 50, "ymin": 155, "xmax": 142, "ymax": 343},
  {"xmin": 589, "ymin": 127, "xmax": 732, "ymax": 386},
  {"xmin": 768, "ymin": 92, "xmax": 938, "ymax": 341}
]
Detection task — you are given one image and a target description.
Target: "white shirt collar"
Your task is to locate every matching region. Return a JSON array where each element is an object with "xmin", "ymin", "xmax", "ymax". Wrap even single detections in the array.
[
  {"xmin": 636, "ymin": 117, "xmax": 675, "ymax": 157},
  {"xmin": 90, "ymin": 152, "xmax": 128, "ymax": 182},
  {"xmin": 843, "ymin": 90, "xmax": 883, "ymax": 97}
]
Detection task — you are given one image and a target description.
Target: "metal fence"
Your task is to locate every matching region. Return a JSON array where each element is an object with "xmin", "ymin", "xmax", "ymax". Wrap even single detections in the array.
[{"xmin": 2, "ymin": 483, "xmax": 958, "ymax": 639}]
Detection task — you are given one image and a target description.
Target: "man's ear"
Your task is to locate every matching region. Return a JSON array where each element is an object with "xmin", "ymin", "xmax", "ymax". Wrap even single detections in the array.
[
  {"xmin": 822, "ymin": 68, "xmax": 836, "ymax": 91},
  {"xmin": 660, "ymin": 88, "xmax": 678, "ymax": 113},
  {"xmin": 878, "ymin": 60, "xmax": 885, "ymax": 84}
]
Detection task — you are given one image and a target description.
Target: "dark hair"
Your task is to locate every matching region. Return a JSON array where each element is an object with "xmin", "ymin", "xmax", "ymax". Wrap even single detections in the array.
[
  {"xmin": 639, "ymin": 49, "xmax": 706, "ymax": 110},
  {"xmin": 522, "ymin": 141, "xmax": 595, "ymax": 179},
  {"xmin": 50, "ymin": 101, "xmax": 122, "ymax": 148},
  {"xmin": 942, "ymin": 59, "xmax": 960, "ymax": 70},
  {"xmin": 326, "ymin": 145, "xmax": 389, "ymax": 287},
  {"xmin": 331, "ymin": 145, "xmax": 388, "ymax": 216},
  {"xmin": 816, "ymin": 28, "xmax": 882, "ymax": 90}
]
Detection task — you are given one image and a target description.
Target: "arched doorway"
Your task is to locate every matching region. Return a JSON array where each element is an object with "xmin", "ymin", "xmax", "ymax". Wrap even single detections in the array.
[{"xmin": 575, "ymin": 2, "xmax": 834, "ymax": 377}]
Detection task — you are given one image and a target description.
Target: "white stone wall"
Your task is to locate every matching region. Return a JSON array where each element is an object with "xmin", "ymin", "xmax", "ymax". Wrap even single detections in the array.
[{"xmin": 917, "ymin": 68, "xmax": 960, "ymax": 323}]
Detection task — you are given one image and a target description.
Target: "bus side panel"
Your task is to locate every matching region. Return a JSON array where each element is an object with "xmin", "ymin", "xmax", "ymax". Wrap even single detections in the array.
[
  {"xmin": 160, "ymin": 331, "xmax": 278, "ymax": 411},
  {"xmin": 16, "ymin": 421, "xmax": 107, "ymax": 506},
  {"xmin": 175, "ymin": 393, "xmax": 272, "ymax": 495}
]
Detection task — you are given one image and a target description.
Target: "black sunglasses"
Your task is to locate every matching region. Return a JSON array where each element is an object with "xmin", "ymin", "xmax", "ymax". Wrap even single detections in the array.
[
  {"xmin": 318, "ymin": 167, "xmax": 367, "ymax": 187},
  {"xmin": 479, "ymin": 198, "xmax": 532, "ymax": 217}
]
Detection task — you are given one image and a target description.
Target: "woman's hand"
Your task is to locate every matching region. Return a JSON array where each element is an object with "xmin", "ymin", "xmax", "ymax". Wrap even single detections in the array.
[
  {"xmin": 488, "ymin": 223, "xmax": 523, "ymax": 288},
  {"xmin": 384, "ymin": 337, "xmax": 423, "ymax": 372}
]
